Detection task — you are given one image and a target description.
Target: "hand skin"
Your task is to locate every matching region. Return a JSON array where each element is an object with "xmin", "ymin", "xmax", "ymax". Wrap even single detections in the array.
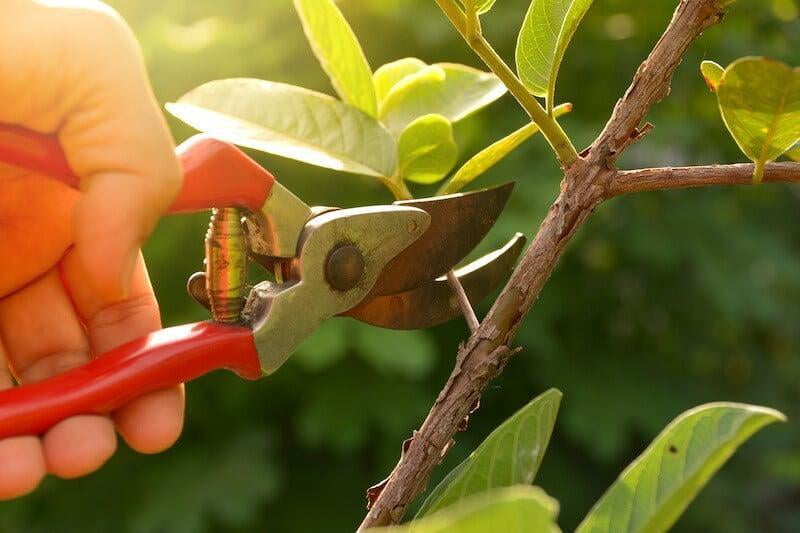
[{"xmin": 0, "ymin": 1, "xmax": 184, "ymax": 498}]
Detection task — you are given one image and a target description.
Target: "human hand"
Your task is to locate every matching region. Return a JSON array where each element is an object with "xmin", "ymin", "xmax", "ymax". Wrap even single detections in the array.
[{"xmin": 0, "ymin": 0, "xmax": 184, "ymax": 498}]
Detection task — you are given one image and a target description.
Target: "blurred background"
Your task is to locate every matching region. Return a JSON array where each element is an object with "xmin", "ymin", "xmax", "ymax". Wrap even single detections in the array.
[{"xmin": 1, "ymin": 0, "xmax": 799, "ymax": 531}]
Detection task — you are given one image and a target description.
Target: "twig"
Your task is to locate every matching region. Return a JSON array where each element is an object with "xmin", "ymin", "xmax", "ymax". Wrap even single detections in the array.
[
  {"xmin": 608, "ymin": 162, "xmax": 800, "ymax": 196},
  {"xmin": 446, "ymin": 270, "xmax": 479, "ymax": 332},
  {"xmin": 434, "ymin": 0, "xmax": 579, "ymax": 168},
  {"xmin": 358, "ymin": 0, "xmax": 734, "ymax": 528}
]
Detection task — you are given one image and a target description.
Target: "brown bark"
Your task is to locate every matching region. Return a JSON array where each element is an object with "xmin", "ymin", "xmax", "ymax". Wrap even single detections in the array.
[
  {"xmin": 358, "ymin": 1, "xmax": 794, "ymax": 528},
  {"xmin": 609, "ymin": 162, "xmax": 800, "ymax": 195}
]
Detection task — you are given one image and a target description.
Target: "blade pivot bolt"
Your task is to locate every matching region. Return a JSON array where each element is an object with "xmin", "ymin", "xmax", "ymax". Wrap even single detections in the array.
[{"xmin": 326, "ymin": 244, "xmax": 365, "ymax": 291}]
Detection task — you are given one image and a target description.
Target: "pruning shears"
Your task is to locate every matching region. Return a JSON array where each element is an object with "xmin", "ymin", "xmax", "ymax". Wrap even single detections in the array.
[{"xmin": 0, "ymin": 124, "xmax": 523, "ymax": 439}]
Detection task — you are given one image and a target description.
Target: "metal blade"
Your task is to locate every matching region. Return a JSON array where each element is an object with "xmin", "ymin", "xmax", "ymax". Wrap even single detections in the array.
[
  {"xmin": 343, "ymin": 233, "xmax": 526, "ymax": 329},
  {"xmin": 370, "ymin": 182, "xmax": 514, "ymax": 296}
]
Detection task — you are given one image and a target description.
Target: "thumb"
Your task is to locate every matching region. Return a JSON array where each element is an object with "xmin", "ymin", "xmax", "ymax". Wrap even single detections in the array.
[
  {"xmin": 72, "ymin": 174, "xmax": 173, "ymax": 302},
  {"xmin": 51, "ymin": 6, "xmax": 181, "ymax": 304}
]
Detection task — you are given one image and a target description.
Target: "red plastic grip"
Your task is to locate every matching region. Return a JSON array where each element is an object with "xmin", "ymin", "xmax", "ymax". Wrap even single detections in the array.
[
  {"xmin": 0, "ymin": 124, "xmax": 275, "ymax": 213},
  {"xmin": 0, "ymin": 124, "xmax": 79, "ymax": 187},
  {"xmin": 172, "ymin": 135, "xmax": 274, "ymax": 213},
  {"xmin": 0, "ymin": 322, "xmax": 262, "ymax": 438}
]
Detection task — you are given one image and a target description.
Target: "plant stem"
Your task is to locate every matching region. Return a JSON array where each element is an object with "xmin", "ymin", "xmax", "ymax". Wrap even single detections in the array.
[
  {"xmin": 464, "ymin": 0, "xmax": 481, "ymax": 41},
  {"xmin": 446, "ymin": 270, "xmax": 479, "ymax": 332},
  {"xmin": 434, "ymin": 0, "xmax": 579, "ymax": 168},
  {"xmin": 382, "ymin": 176, "xmax": 413, "ymax": 201},
  {"xmin": 360, "ymin": 0, "xmax": 732, "ymax": 527}
]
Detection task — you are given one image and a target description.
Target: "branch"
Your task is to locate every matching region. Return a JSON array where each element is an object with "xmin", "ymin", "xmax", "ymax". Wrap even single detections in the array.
[
  {"xmin": 609, "ymin": 162, "xmax": 800, "ymax": 196},
  {"xmin": 587, "ymin": 0, "xmax": 727, "ymax": 166},
  {"xmin": 358, "ymin": 1, "xmax": 731, "ymax": 528}
]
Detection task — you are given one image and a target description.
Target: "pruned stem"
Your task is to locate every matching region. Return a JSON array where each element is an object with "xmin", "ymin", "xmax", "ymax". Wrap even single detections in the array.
[
  {"xmin": 446, "ymin": 270, "xmax": 479, "ymax": 332},
  {"xmin": 382, "ymin": 175, "xmax": 481, "ymax": 334}
]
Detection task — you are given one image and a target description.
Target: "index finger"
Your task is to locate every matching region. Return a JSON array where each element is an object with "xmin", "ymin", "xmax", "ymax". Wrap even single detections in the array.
[{"xmin": 60, "ymin": 248, "xmax": 185, "ymax": 454}]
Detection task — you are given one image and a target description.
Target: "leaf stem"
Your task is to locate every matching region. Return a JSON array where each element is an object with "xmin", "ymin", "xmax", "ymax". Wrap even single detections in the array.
[
  {"xmin": 753, "ymin": 159, "xmax": 765, "ymax": 184},
  {"xmin": 464, "ymin": 0, "xmax": 482, "ymax": 42},
  {"xmin": 382, "ymin": 176, "xmax": 414, "ymax": 200},
  {"xmin": 434, "ymin": 0, "xmax": 579, "ymax": 168}
]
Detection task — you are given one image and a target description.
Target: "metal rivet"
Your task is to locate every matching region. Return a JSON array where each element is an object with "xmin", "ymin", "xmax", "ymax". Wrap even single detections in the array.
[
  {"xmin": 407, "ymin": 220, "xmax": 419, "ymax": 233},
  {"xmin": 326, "ymin": 245, "xmax": 365, "ymax": 291}
]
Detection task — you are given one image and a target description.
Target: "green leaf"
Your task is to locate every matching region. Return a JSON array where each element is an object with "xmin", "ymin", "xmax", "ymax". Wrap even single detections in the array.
[
  {"xmin": 458, "ymin": 0, "xmax": 498, "ymax": 15},
  {"xmin": 577, "ymin": 402, "xmax": 786, "ymax": 533},
  {"xmin": 373, "ymin": 486, "xmax": 560, "ymax": 533},
  {"xmin": 439, "ymin": 103, "xmax": 572, "ymax": 195},
  {"xmin": 293, "ymin": 0, "xmax": 377, "ymax": 117},
  {"xmin": 700, "ymin": 60, "xmax": 724, "ymax": 92},
  {"xmin": 379, "ymin": 63, "xmax": 507, "ymax": 136},
  {"xmin": 716, "ymin": 57, "xmax": 800, "ymax": 183},
  {"xmin": 417, "ymin": 389, "xmax": 562, "ymax": 518},
  {"xmin": 397, "ymin": 114, "xmax": 458, "ymax": 185},
  {"xmin": 516, "ymin": 0, "xmax": 594, "ymax": 111},
  {"xmin": 167, "ymin": 79, "xmax": 397, "ymax": 177},
  {"xmin": 374, "ymin": 58, "xmax": 427, "ymax": 104},
  {"xmin": 785, "ymin": 142, "xmax": 800, "ymax": 161}
]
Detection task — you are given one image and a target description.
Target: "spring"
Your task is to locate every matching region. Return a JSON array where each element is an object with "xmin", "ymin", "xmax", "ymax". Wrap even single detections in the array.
[{"xmin": 205, "ymin": 207, "xmax": 247, "ymax": 323}]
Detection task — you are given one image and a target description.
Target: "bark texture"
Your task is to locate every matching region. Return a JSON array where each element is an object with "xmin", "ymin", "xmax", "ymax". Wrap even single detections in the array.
[{"xmin": 358, "ymin": 1, "xmax": 798, "ymax": 528}]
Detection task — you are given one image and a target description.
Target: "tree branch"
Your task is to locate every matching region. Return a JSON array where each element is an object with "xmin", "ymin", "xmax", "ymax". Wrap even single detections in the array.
[
  {"xmin": 609, "ymin": 162, "xmax": 800, "ymax": 196},
  {"xmin": 587, "ymin": 0, "xmax": 728, "ymax": 166},
  {"xmin": 358, "ymin": 1, "xmax": 733, "ymax": 528}
]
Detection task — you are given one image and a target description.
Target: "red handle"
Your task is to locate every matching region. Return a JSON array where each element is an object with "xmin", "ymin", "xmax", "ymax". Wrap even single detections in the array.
[
  {"xmin": 0, "ymin": 124, "xmax": 275, "ymax": 213},
  {"xmin": 0, "ymin": 322, "xmax": 262, "ymax": 438}
]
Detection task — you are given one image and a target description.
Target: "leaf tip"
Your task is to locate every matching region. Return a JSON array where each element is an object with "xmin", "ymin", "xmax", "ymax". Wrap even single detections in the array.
[
  {"xmin": 700, "ymin": 60, "xmax": 725, "ymax": 92},
  {"xmin": 543, "ymin": 387, "xmax": 564, "ymax": 401}
]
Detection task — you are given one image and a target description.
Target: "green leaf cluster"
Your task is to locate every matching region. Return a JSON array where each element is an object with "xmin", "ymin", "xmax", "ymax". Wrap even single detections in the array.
[
  {"xmin": 386, "ymin": 393, "xmax": 783, "ymax": 532},
  {"xmin": 703, "ymin": 57, "xmax": 800, "ymax": 182},
  {"xmin": 168, "ymin": 0, "xmax": 519, "ymax": 198}
]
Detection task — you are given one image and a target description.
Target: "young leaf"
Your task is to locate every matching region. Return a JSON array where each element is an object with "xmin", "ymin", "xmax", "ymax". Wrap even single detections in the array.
[
  {"xmin": 700, "ymin": 60, "xmax": 724, "ymax": 92},
  {"xmin": 380, "ymin": 63, "xmax": 507, "ymax": 136},
  {"xmin": 516, "ymin": 0, "xmax": 594, "ymax": 111},
  {"xmin": 786, "ymin": 142, "xmax": 800, "ymax": 161},
  {"xmin": 374, "ymin": 58, "xmax": 427, "ymax": 105},
  {"xmin": 397, "ymin": 114, "xmax": 458, "ymax": 185},
  {"xmin": 577, "ymin": 402, "xmax": 786, "ymax": 533},
  {"xmin": 167, "ymin": 79, "xmax": 397, "ymax": 177},
  {"xmin": 716, "ymin": 57, "xmax": 800, "ymax": 183},
  {"xmin": 459, "ymin": 0, "xmax": 498, "ymax": 15},
  {"xmin": 417, "ymin": 389, "xmax": 562, "ymax": 518},
  {"xmin": 375, "ymin": 486, "xmax": 560, "ymax": 533},
  {"xmin": 293, "ymin": 0, "xmax": 377, "ymax": 117},
  {"xmin": 439, "ymin": 103, "xmax": 573, "ymax": 195}
]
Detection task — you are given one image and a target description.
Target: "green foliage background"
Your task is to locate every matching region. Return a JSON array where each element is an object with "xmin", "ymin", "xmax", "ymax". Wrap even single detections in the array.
[{"xmin": 1, "ymin": 1, "xmax": 799, "ymax": 531}]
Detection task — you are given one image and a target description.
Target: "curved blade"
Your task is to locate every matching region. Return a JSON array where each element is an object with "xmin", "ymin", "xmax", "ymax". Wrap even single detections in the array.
[
  {"xmin": 371, "ymin": 182, "xmax": 514, "ymax": 296},
  {"xmin": 344, "ymin": 233, "xmax": 526, "ymax": 330}
]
